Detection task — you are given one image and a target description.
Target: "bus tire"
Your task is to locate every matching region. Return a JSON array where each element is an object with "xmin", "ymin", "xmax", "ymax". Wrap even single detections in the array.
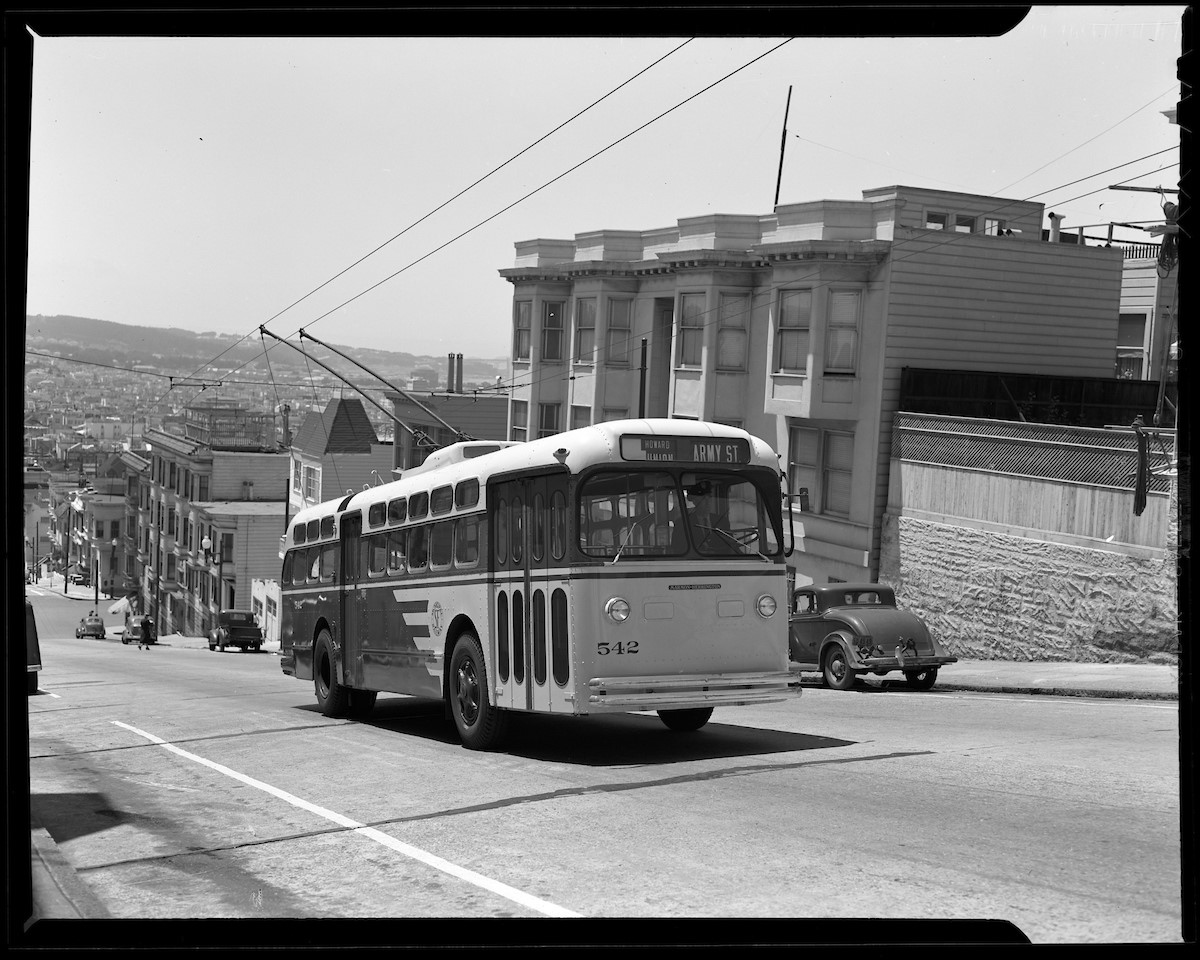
[
  {"xmin": 657, "ymin": 707, "xmax": 714, "ymax": 732},
  {"xmin": 314, "ymin": 630, "xmax": 349, "ymax": 717},
  {"xmin": 347, "ymin": 689, "xmax": 378, "ymax": 719},
  {"xmin": 449, "ymin": 632, "xmax": 508, "ymax": 750}
]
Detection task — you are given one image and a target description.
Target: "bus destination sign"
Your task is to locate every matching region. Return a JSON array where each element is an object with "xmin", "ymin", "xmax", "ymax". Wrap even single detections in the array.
[{"xmin": 620, "ymin": 434, "xmax": 751, "ymax": 464}]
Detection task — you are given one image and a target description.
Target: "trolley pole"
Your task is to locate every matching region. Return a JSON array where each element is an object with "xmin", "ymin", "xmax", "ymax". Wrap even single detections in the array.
[{"xmin": 638, "ymin": 338, "xmax": 648, "ymax": 418}]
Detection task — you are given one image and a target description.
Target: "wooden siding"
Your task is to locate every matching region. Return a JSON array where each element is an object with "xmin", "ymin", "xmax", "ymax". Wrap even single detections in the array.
[
  {"xmin": 889, "ymin": 461, "xmax": 1168, "ymax": 551},
  {"xmin": 869, "ymin": 232, "xmax": 1124, "ymax": 575},
  {"xmin": 210, "ymin": 452, "xmax": 289, "ymax": 501},
  {"xmin": 235, "ymin": 512, "xmax": 288, "ymax": 606}
]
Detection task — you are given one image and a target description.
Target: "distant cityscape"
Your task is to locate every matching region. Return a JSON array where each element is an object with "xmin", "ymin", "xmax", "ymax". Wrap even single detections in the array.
[{"xmin": 23, "ymin": 313, "xmax": 510, "ymax": 470}]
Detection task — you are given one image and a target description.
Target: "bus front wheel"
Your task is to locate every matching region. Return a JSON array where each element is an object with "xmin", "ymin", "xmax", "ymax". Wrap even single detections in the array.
[
  {"xmin": 449, "ymin": 633, "xmax": 509, "ymax": 750},
  {"xmin": 314, "ymin": 630, "xmax": 349, "ymax": 717},
  {"xmin": 658, "ymin": 707, "xmax": 714, "ymax": 732}
]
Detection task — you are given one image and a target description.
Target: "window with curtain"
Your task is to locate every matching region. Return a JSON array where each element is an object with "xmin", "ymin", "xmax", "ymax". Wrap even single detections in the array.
[
  {"xmin": 776, "ymin": 289, "xmax": 811, "ymax": 372},
  {"xmin": 606, "ymin": 299, "xmax": 632, "ymax": 365},
  {"xmin": 513, "ymin": 301, "xmax": 532, "ymax": 360},
  {"xmin": 677, "ymin": 293, "xmax": 705, "ymax": 366},
  {"xmin": 574, "ymin": 298, "xmax": 596, "ymax": 364},
  {"xmin": 788, "ymin": 423, "xmax": 854, "ymax": 518},
  {"xmin": 538, "ymin": 403, "xmax": 560, "ymax": 438},
  {"xmin": 824, "ymin": 290, "xmax": 861, "ymax": 374},
  {"xmin": 510, "ymin": 400, "xmax": 527, "ymax": 442},
  {"xmin": 717, "ymin": 294, "xmax": 749, "ymax": 370},
  {"xmin": 542, "ymin": 302, "xmax": 564, "ymax": 361}
]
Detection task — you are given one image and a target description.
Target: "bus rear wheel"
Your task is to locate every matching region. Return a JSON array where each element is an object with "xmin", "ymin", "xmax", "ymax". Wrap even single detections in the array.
[
  {"xmin": 658, "ymin": 707, "xmax": 714, "ymax": 731},
  {"xmin": 449, "ymin": 632, "xmax": 509, "ymax": 750},
  {"xmin": 314, "ymin": 630, "xmax": 349, "ymax": 717}
]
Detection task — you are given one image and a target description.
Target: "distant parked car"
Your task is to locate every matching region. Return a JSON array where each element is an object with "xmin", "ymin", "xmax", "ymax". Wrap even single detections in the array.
[
  {"xmin": 75, "ymin": 613, "xmax": 106, "ymax": 639},
  {"xmin": 123, "ymin": 614, "xmax": 157, "ymax": 645},
  {"xmin": 26, "ymin": 600, "xmax": 42, "ymax": 694},
  {"xmin": 209, "ymin": 609, "xmax": 264, "ymax": 652},
  {"xmin": 788, "ymin": 583, "xmax": 957, "ymax": 690}
]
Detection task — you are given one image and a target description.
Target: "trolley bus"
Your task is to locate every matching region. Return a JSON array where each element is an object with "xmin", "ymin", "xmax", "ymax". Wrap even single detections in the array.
[{"xmin": 279, "ymin": 418, "xmax": 799, "ymax": 749}]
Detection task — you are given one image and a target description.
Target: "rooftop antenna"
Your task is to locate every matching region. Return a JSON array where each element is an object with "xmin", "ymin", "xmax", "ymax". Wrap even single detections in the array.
[{"xmin": 774, "ymin": 85, "xmax": 793, "ymax": 208}]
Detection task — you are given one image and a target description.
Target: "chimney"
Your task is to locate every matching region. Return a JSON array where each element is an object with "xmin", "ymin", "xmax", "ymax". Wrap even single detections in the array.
[
  {"xmin": 456, "ymin": 354, "xmax": 464, "ymax": 393},
  {"xmin": 1048, "ymin": 212, "xmax": 1063, "ymax": 243},
  {"xmin": 447, "ymin": 354, "xmax": 455, "ymax": 392}
]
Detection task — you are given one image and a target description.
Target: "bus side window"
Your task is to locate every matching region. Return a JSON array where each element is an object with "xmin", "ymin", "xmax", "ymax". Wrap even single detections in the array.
[
  {"xmin": 282, "ymin": 551, "xmax": 294, "ymax": 585},
  {"xmin": 430, "ymin": 521, "xmax": 454, "ymax": 571},
  {"xmin": 368, "ymin": 534, "xmax": 387, "ymax": 577},
  {"xmin": 455, "ymin": 516, "xmax": 480, "ymax": 568},
  {"xmin": 495, "ymin": 497, "xmax": 508, "ymax": 565},
  {"xmin": 386, "ymin": 529, "xmax": 406, "ymax": 574},
  {"xmin": 408, "ymin": 526, "xmax": 429, "ymax": 573},
  {"xmin": 307, "ymin": 546, "xmax": 321, "ymax": 582},
  {"xmin": 319, "ymin": 543, "xmax": 337, "ymax": 583},
  {"xmin": 550, "ymin": 490, "xmax": 567, "ymax": 561}
]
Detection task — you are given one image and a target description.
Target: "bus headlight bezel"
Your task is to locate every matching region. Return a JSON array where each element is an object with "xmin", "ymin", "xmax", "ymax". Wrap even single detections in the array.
[
  {"xmin": 605, "ymin": 597, "xmax": 631, "ymax": 623},
  {"xmin": 757, "ymin": 594, "xmax": 778, "ymax": 618}
]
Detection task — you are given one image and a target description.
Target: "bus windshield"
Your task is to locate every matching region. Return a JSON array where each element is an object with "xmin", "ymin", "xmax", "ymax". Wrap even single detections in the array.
[{"xmin": 577, "ymin": 469, "xmax": 781, "ymax": 559}]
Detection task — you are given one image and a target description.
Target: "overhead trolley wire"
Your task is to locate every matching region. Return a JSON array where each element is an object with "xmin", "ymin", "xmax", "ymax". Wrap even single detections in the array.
[{"xmin": 155, "ymin": 39, "xmax": 700, "ymax": 412}]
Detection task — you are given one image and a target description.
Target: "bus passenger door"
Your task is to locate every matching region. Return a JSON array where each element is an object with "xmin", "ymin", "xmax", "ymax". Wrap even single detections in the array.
[
  {"xmin": 340, "ymin": 512, "xmax": 363, "ymax": 688},
  {"xmin": 490, "ymin": 473, "xmax": 569, "ymax": 715}
]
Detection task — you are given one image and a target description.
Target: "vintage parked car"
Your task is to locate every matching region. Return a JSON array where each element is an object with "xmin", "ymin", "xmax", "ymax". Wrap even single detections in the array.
[
  {"xmin": 209, "ymin": 609, "xmax": 264, "ymax": 652},
  {"xmin": 123, "ymin": 614, "xmax": 157, "ymax": 645},
  {"xmin": 26, "ymin": 599, "xmax": 42, "ymax": 694},
  {"xmin": 789, "ymin": 583, "xmax": 957, "ymax": 690},
  {"xmin": 75, "ymin": 613, "xmax": 107, "ymax": 639}
]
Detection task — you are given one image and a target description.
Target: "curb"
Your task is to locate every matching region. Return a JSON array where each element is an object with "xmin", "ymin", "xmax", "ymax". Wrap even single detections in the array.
[
  {"xmin": 28, "ymin": 826, "xmax": 110, "ymax": 922},
  {"xmin": 934, "ymin": 681, "xmax": 1178, "ymax": 701}
]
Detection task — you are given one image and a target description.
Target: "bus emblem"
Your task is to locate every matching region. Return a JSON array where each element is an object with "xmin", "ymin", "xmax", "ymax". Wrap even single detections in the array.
[{"xmin": 430, "ymin": 601, "xmax": 444, "ymax": 637}]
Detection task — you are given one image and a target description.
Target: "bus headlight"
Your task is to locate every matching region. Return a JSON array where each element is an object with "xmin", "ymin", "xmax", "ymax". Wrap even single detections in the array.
[
  {"xmin": 756, "ymin": 594, "xmax": 777, "ymax": 618},
  {"xmin": 605, "ymin": 597, "xmax": 631, "ymax": 623}
]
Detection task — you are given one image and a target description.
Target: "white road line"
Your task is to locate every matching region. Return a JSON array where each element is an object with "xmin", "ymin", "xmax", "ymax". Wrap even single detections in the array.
[{"xmin": 110, "ymin": 721, "xmax": 579, "ymax": 918}]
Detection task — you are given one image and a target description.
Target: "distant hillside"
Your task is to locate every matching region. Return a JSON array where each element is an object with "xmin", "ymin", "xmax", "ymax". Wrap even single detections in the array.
[{"xmin": 24, "ymin": 314, "xmax": 508, "ymax": 383}]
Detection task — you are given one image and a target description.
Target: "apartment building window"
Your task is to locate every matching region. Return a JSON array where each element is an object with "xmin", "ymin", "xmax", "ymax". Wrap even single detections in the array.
[
  {"xmin": 303, "ymin": 464, "xmax": 320, "ymax": 503},
  {"xmin": 574, "ymin": 298, "xmax": 596, "ymax": 364},
  {"xmin": 94, "ymin": 521, "xmax": 104, "ymax": 538},
  {"xmin": 570, "ymin": 405, "xmax": 591, "ymax": 430},
  {"xmin": 984, "ymin": 217, "xmax": 1007, "ymax": 236},
  {"xmin": 293, "ymin": 458, "xmax": 302, "ymax": 492},
  {"xmin": 197, "ymin": 474, "xmax": 209, "ymax": 501},
  {"xmin": 606, "ymin": 299, "xmax": 632, "ymax": 365},
  {"xmin": 220, "ymin": 532, "xmax": 234, "ymax": 562},
  {"xmin": 168, "ymin": 462, "xmax": 177, "ymax": 488},
  {"xmin": 166, "ymin": 554, "xmax": 177, "ymax": 582},
  {"xmin": 775, "ymin": 289, "xmax": 812, "ymax": 373},
  {"xmin": 925, "ymin": 211, "xmax": 948, "ymax": 230},
  {"xmin": 717, "ymin": 294, "xmax": 749, "ymax": 371},
  {"xmin": 510, "ymin": 400, "xmax": 528, "ymax": 442},
  {"xmin": 167, "ymin": 509, "xmax": 176, "ymax": 537},
  {"xmin": 677, "ymin": 293, "xmax": 705, "ymax": 366},
  {"xmin": 1116, "ymin": 313, "xmax": 1148, "ymax": 379},
  {"xmin": 542, "ymin": 302, "xmax": 564, "ymax": 361},
  {"xmin": 538, "ymin": 403, "xmax": 561, "ymax": 438},
  {"xmin": 788, "ymin": 424, "xmax": 854, "ymax": 518},
  {"xmin": 825, "ymin": 290, "xmax": 861, "ymax": 374},
  {"xmin": 954, "ymin": 214, "xmax": 976, "ymax": 233},
  {"xmin": 513, "ymin": 301, "xmax": 532, "ymax": 360},
  {"xmin": 183, "ymin": 468, "xmax": 192, "ymax": 497}
]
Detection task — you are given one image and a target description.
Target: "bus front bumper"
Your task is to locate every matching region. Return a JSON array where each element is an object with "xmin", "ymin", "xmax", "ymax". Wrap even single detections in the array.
[{"xmin": 586, "ymin": 671, "xmax": 801, "ymax": 710}]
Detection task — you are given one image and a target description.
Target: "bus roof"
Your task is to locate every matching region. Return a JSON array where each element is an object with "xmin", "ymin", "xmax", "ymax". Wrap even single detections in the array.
[{"xmin": 287, "ymin": 418, "xmax": 780, "ymax": 537}]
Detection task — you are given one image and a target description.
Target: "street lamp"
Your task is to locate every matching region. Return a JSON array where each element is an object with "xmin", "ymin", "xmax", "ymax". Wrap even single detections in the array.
[{"xmin": 109, "ymin": 538, "xmax": 119, "ymax": 599}]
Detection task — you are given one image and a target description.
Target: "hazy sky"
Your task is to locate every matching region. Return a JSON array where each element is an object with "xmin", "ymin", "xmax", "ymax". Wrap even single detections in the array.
[{"xmin": 24, "ymin": 7, "xmax": 1186, "ymax": 361}]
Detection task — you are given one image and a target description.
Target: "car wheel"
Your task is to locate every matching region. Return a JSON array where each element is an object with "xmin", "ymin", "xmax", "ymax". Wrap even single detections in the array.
[
  {"xmin": 314, "ymin": 630, "xmax": 349, "ymax": 718},
  {"xmin": 658, "ymin": 707, "xmax": 714, "ymax": 731},
  {"xmin": 449, "ymin": 632, "xmax": 508, "ymax": 750},
  {"xmin": 122, "ymin": 636, "xmax": 130, "ymax": 644},
  {"xmin": 823, "ymin": 644, "xmax": 857, "ymax": 691},
  {"xmin": 208, "ymin": 644, "xmax": 216, "ymax": 651},
  {"xmin": 904, "ymin": 667, "xmax": 939, "ymax": 691},
  {"xmin": 347, "ymin": 689, "xmax": 378, "ymax": 720}
]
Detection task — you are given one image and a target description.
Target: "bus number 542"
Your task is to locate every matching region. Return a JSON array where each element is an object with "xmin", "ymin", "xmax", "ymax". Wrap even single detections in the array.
[{"xmin": 598, "ymin": 640, "xmax": 639, "ymax": 656}]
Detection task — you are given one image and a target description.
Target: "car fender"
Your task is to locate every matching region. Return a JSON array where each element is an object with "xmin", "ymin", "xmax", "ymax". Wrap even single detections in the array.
[{"xmin": 820, "ymin": 632, "xmax": 864, "ymax": 669}]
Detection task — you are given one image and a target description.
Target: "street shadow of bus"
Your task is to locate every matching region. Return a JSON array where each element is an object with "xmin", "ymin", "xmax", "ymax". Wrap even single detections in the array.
[{"xmin": 358, "ymin": 697, "xmax": 854, "ymax": 765}]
